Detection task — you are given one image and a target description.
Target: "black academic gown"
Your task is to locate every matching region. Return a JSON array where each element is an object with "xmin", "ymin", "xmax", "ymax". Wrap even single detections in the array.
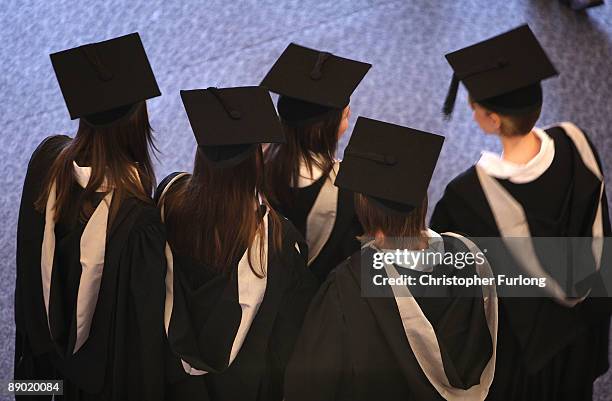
[
  {"xmin": 430, "ymin": 124, "xmax": 612, "ymax": 401},
  {"xmin": 156, "ymin": 174, "xmax": 318, "ymax": 401},
  {"xmin": 284, "ymin": 235, "xmax": 496, "ymax": 401},
  {"xmin": 271, "ymin": 163, "xmax": 363, "ymax": 283},
  {"xmin": 14, "ymin": 135, "xmax": 167, "ymax": 400}
]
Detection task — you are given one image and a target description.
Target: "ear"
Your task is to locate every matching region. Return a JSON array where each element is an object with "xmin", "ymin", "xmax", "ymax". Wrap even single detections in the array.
[
  {"xmin": 374, "ymin": 230, "xmax": 386, "ymax": 243},
  {"xmin": 488, "ymin": 111, "xmax": 502, "ymax": 130}
]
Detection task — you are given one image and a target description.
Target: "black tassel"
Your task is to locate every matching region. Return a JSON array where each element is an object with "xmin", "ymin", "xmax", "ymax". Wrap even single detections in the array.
[
  {"xmin": 442, "ymin": 73, "xmax": 460, "ymax": 120},
  {"xmin": 82, "ymin": 44, "xmax": 113, "ymax": 82},
  {"xmin": 345, "ymin": 150, "xmax": 397, "ymax": 166},
  {"xmin": 207, "ymin": 87, "xmax": 242, "ymax": 120},
  {"xmin": 310, "ymin": 52, "xmax": 331, "ymax": 80}
]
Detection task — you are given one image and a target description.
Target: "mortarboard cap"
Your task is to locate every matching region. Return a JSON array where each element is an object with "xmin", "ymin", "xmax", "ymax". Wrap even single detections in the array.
[
  {"xmin": 180, "ymin": 86, "xmax": 286, "ymax": 167},
  {"xmin": 442, "ymin": 24, "xmax": 558, "ymax": 118},
  {"xmin": 260, "ymin": 43, "xmax": 371, "ymax": 125},
  {"xmin": 335, "ymin": 117, "xmax": 444, "ymax": 215},
  {"xmin": 50, "ymin": 32, "xmax": 161, "ymax": 126}
]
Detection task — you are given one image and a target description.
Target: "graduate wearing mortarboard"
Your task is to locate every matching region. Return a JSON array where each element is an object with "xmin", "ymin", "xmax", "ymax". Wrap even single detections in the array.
[
  {"xmin": 156, "ymin": 87, "xmax": 317, "ymax": 401},
  {"xmin": 14, "ymin": 33, "xmax": 167, "ymax": 400},
  {"xmin": 260, "ymin": 44, "xmax": 371, "ymax": 284},
  {"xmin": 284, "ymin": 118, "xmax": 498, "ymax": 401},
  {"xmin": 431, "ymin": 25, "xmax": 612, "ymax": 400}
]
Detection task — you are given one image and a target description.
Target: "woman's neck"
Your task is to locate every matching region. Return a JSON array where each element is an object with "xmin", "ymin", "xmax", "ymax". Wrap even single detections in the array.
[
  {"xmin": 374, "ymin": 231, "xmax": 428, "ymax": 250},
  {"xmin": 499, "ymin": 130, "xmax": 541, "ymax": 165}
]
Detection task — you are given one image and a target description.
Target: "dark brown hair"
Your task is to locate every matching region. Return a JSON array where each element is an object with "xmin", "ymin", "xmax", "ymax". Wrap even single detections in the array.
[
  {"xmin": 36, "ymin": 102, "xmax": 156, "ymax": 225},
  {"xmin": 163, "ymin": 146, "xmax": 283, "ymax": 276},
  {"xmin": 264, "ymin": 110, "xmax": 343, "ymax": 207},
  {"xmin": 469, "ymin": 96, "xmax": 541, "ymax": 137},
  {"xmin": 354, "ymin": 193, "xmax": 428, "ymax": 249}
]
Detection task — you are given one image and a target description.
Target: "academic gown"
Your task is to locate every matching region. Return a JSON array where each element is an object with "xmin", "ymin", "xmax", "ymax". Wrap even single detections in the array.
[
  {"xmin": 430, "ymin": 123, "xmax": 612, "ymax": 401},
  {"xmin": 270, "ymin": 160, "xmax": 363, "ymax": 283},
  {"xmin": 285, "ymin": 233, "xmax": 497, "ymax": 401},
  {"xmin": 156, "ymin": 173, "xmax": 318, "ymax": 401},
  {"xmin": 14, "ymin": 135, "xmax": 167, "ymax": 400}
]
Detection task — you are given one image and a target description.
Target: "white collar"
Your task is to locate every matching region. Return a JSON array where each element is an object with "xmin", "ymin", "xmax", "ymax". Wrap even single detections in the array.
[
  {"xmin": 380, "ymin": 229, "xmax": 445, "ymax": 272},
  {"xmin": 73, "ymin": 161, "xmax": 109, "ymax": 192},
  {"xmin": 476, "ymin": 127, "xmax": 555, "ymax": 184},
  {"xmin": 295, "ymin": 153, "xmax": 329, "ymax": 188}
]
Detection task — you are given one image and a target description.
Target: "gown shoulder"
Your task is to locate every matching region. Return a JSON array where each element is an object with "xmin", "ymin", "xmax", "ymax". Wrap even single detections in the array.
[
  {"xmin": 284, "ymin": 269, "xmax": 349, "ymax": 401},
  {"xmin": 29, "ymin": 134, "xmax": 71, "ymax": 163},
  {"xmin": 154, "ymin": 172, "xmax": 191, "ymax": 204},
  {"xmin": 429, "ymin": 166, "xmax": 495, "ymax": 236}
]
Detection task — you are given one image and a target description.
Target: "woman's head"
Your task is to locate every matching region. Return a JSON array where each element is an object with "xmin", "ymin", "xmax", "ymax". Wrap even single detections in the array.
[
  {"xmin": 37, "ymin": 101, "xmax": 156, "ymax": 223},
  {"xmin": 275, "ymin": 95, "xmax": 348, "ymax": 154},
  {"xmin": 193, "ymin": 145, "xmax": 264, "ymax": 205},
  {"xmin": 337, "ymin": 105, "xmax": 351, "ymax": 139},
  {"xmin": 264, "ymin": 101, "xmax": 347, "ymax": 206},
  {"xmin": 468, "ymin": 82, "xmax": 542, "ymax": 138},
  {"xmin": 469, "ymin": 98, "xmax": 541, "ymax": 137},
  {"xmin": 77, "ymin": 102, "xmax": 156, "ymax": 191},
  {"xmin": 165, "ymin": 145, "xmax": 281, "ymax": 275},
  {"xmin": 354, "ymin": 193, "xmax": 428, "ymax": 249}
]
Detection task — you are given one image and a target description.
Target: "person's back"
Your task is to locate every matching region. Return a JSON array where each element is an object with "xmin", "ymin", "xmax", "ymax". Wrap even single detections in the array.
[
  {"xmin": 158, "ymin": 87, "xmax": 317, "ymax": 401},
  {"xmin": 14, "ymin": 33, "xmax": 167, "ymax": 400},
  {"xmin": 261, "ymin": 43, "xmax": 371, "ymax": 282},
  {"xmin": 432, "ymin": 24, "xmax": 611, "ymax": 400},
  {"xmin": 285, "ymin": 117, "xmax": 497, "ymax": 401}
]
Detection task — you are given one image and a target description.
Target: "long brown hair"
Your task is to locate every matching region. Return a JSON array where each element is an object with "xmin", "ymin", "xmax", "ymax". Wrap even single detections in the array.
[
  {"xmin": 264, "ymin": 110, "xmax": 342, "ymax": 207},
  {"xmin": 163, "ymin": 146, "xmax": 283, "ymax": 276},
  {"xmin": 355, "ymin": 193, "xmax": 428, "ymax": 249},
  {"xmin": 36, "ymin": 102, "xmax": 156, "ymax": 225}
]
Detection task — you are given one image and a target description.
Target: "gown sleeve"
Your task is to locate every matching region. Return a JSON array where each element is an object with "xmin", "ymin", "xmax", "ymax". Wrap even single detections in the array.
[
  {"xmin": 154, "ymin": 172, "xmax": 186, "ymax": 204},
  {"xmin": 113, "ymin": 207, "xmax": 167, "ymax": 401},
  {"xmin": 430, "ymin": 184, "xmax": 462, "ymax": 234},
  {"xmin": 264, "ymin": 227, "xmax": 318, "ymax": 400},
  {"xmin": 430, "ymin": 168, "xmax": 495, "ymax": 238},
  {"xmin": 579, "ymin": 128, "xmax": 612, "ymax": 315},
  {"xmin": 284, "ymin": 273, "xmax": 348, "ymax": 401},
  {"xmin": 15, "ymin": 135, "xmax": 70, "ymax": 380}
]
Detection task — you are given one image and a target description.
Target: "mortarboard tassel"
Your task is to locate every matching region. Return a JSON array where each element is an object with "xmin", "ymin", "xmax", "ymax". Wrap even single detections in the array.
[
  {"xmin": 82, "ymin": 44, "xmax": 114, "ymax": 82},
  {"xmin": 207, "ymin": 87, "xmax": 242, "ymax": 120},
  {"xmin": 346, "ymin": 150, "xmax": 397, "ymax": 166},
  {"xmin": 442, "ymin": 73, "xmax": 459, "ymax": 120},
  {"xmin": 310, "ymin": 52, "xmax": 331, "ymax": 80}
]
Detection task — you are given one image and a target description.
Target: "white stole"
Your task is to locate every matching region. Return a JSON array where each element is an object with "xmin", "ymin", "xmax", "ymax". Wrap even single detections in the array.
[
  {"xmin": 475, "ymin": 122, "xmax": 605, "ymax": 306},
  {"xmin": 41, "ymin": 161, "xmax": 115, "ymax": 353},
  {"xmin": 295, "ymin": 156, "xmax": 340, "ymax": 266},
  {"xmin": 477, "ymin": 127, "xmax": 555, "ymax": 184},
  {"xmin": 377, "ymin": 233, "xmax": 498, "ymax": 401},
  {"xmin": 158, "ymin": 174, "xmax": 269, "ymax": 375}
]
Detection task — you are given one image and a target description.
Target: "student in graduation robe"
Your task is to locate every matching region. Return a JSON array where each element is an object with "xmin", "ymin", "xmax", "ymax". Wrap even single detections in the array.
[
  {"xmin": 14, "ymin": 33, "xmax": 167, "ymax": 400},
  {"xmin": 260, "ymin": 43, "xmax": 371, "ymax": 283},
  {"xmin": 284, "ymin": 117, "xmax": 498, "ymax": 401},
  {"xmin": 431, "ymin": 24, "xmax": 611, "ymax": 401},
  {"xmin": 157, "ymin": 86, "xmax": 318, "ymax": 401}
]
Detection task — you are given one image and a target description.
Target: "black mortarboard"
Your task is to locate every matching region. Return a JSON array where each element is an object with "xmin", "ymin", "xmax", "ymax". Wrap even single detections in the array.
[
  {"xmin": 180, "ymin": 86, "xmax": 286, "ymax": 167},
  {"xmin": 335, "ymin": 117, "xmax": 444, "ymax": 215},
  {"xmin": 260, "ymin": 43, "xmax": 371, "ymax": 125},
  {"xmin": 50, "ymin": 32, "xmax": 161, "ymax": 126},
  {"xmin": 442, "ymin": 24, "xmax": 558, "ymax": 118}
]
